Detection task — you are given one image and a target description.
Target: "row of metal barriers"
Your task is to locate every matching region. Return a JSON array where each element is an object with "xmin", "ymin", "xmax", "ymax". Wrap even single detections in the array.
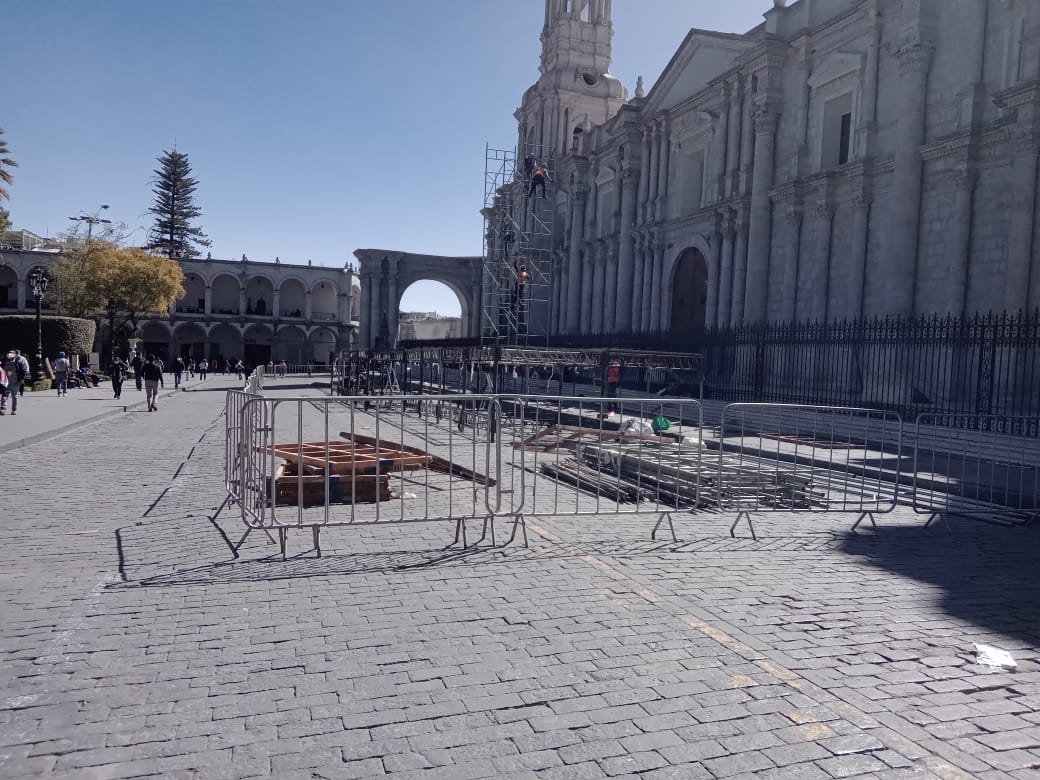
[{"xmin": 221, "ymin": 390, "xmax": 1039, "ymax": 558}]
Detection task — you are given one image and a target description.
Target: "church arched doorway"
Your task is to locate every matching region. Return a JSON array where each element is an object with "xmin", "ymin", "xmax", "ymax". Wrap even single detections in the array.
[{"xmin": 670, "ymin": 248, "xmax": 708, "ymax": 334}]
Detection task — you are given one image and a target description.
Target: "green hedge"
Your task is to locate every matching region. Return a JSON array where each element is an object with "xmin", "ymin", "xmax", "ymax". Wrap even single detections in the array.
[{"xmin": 0, "ymin": 315, "xmax": 96, "ymax": 360}]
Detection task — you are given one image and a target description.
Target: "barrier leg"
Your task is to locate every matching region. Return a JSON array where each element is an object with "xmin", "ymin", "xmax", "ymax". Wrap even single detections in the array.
[
  {"xmin": 278, "ymin": 527, "xmax": 287, "ymax": 560},
  {"xmin": 312, "ymin": 526, "xmax": 322, "ymax": 559},
  {"xmin": 850, "ymin": 512, "xmax": 879, "ymax": 533},
  {"xmin": 923, "ymin": 512, "xmax": 952, "ymax": 532},
  {"xmin": 651, "ymin": 512, "xmax": 678, "ymax": 543},
  {"xmin": 231, "ymin": 527, "xmax": 252, "ymax": 558},
  {"xmin": 504, "ymin": 514, "xmax": 528, "ymax": 548},
  {"xmin": 475, "ymin": 515, "xmax": 496, "ymax": 547},
  {"xmin": 729, "ymin": 510, "xmax": 757, "ymax": 541}
]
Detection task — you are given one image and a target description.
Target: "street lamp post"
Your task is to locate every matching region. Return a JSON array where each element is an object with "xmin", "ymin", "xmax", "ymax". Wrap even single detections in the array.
[
  {"xmin": 68, "ymin": 204, "xmax": 112, "ymax": 246},
  {"xmin": 28, "ymin": 267, "xmax": 49, "ymax": 383}
]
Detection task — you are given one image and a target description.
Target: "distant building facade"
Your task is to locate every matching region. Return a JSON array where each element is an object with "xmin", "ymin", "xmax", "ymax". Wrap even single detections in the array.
[
  {"xmin": 0, "ymin": 247, "xmax": 361, "ymax": 365},
  {"xmin": 397, "ymin": 312, "xmax": 462, "ymax": 342},
  {"xmin": 513, "ymin": 0, "xmax": 1040, "ymax": 334}
]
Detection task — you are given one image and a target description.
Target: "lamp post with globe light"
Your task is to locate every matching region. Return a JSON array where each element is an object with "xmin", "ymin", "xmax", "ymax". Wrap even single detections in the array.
[{"xmin": 28, "ymin": 267, "xmax": 49, "ymax": 382}]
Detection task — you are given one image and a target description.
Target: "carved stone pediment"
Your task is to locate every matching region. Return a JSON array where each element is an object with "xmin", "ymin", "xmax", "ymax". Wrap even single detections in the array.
[{"xmin": 808, "ymin": 52, "xmax": 864, "ymax": 90}]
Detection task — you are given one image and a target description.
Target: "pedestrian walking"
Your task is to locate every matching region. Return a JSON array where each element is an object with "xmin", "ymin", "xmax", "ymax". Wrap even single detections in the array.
[
  {"xmin": 130, "ymin": 353, "xmax": 144, "ymax": 391},
  {"xmin": 109, "ymin": 356, "xmax": 127, "ymax": 399},
  {"xmin": 141, "ymin": 355, "xmax": 163, "ymax": 412},
  {"xmin": 198, "ymin": 359, "xmax": 208, "ymax": 380},
  {"xmin": 53, "ymin": 351, "xmax": 70, "ymax": 396},
  {"xmin": 235, "ymin": 359, "xmax": 244, "ymax": 380},
  {"xmin": 14, "ymin": 351, "xmax": 29, "ymax": 396},
  {"xmin": 0, "ymin": 352, "xmax": 20, "ymax": 415},
  {"xmin": 187, "ymin": 358, "xmax": 194, "ymax": 379},
  {"xmin": 173, "ymin": 357, "xmax": 184, "ymax": 388}
]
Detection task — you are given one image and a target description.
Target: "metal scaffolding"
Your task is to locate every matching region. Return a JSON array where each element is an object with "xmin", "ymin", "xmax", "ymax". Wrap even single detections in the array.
[{"xmin": 481, "ymin": 143, "xmax": 557, "ymax": 347}]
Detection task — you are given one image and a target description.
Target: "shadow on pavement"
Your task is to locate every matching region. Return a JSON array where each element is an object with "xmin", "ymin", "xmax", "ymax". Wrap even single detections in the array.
[
  {"xmin": 108, "ymin": 545, "xmax": 489, "ymax": 588},
  {"xmin": 839, "ymin": 522, "xmax": 1040, "ymax": 647}
]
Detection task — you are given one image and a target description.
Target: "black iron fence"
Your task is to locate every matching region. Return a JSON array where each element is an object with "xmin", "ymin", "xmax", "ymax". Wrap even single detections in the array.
[{"xmin": 398, "ymin": 310, "xmax": 1039, "ymax": 422}]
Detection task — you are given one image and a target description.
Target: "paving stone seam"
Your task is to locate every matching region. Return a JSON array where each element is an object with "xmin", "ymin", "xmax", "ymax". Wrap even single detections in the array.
[{"xmin": 523, "ymin": 517, "xmax": 977, "ymax": 780}]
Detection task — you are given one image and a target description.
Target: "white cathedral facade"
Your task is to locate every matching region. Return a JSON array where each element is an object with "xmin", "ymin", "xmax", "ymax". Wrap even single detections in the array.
[{"xmin": 519, "ymin": 0, "xmax": 1040, "ymax": 334}]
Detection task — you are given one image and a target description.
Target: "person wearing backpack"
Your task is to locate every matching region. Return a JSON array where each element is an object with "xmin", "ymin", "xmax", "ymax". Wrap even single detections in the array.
[
  {"xmin": 14, "ymin": 351, "xmax": 29, "ymax": 396},
  {"xmin": 53, "ymin": 351, "xmax": 71, "ymax": 396},
  {"xmin": 141, "ymin": 355, "xmax": 164, "ymax": 412}
]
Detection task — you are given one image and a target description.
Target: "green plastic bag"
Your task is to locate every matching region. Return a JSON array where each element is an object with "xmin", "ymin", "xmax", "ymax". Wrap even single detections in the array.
[{"xmin": 651, "ymin": 415, "xmax": 671, "ymax": 433}]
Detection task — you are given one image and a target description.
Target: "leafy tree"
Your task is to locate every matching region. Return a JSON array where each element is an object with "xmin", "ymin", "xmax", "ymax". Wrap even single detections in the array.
[
  {"xmin": 147, "ymin": 149, "xmax": 211, "ymax": 258},
  {"xmin": 0, "ymin": 127, "xmax": 17, "ymax": 232},
  {"xmin": 0, "ymin": 127, "xmax": 16, "ymax": 201},
  {"xmin": 47, "ymin": 243, "xmax": 185, "ymax": 353}
]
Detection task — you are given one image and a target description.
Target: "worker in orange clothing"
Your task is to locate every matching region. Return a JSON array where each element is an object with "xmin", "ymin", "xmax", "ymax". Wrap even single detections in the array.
[{"xmin": 528, "ymin": 163, "xmax": 549, "ymax": 199}]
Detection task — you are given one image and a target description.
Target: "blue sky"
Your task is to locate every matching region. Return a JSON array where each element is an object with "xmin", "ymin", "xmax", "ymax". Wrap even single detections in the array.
[{"xmin": 4, "ymin": 1, "xmax": 767, "ymax": 315}]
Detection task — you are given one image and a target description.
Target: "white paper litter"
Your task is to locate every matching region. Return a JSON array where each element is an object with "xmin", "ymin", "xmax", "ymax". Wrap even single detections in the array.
[{"xmin": 973, "ymin": 643, "xmax": 1018, "ymax": 670}]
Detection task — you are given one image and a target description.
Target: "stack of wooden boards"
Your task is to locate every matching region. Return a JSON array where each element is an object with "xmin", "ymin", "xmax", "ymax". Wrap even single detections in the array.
[
  {"xmin": 267, "ymin": 442, "xmax": 430, "ymax": 506},
  {"xmin": 266, "ymin": 434, "xmax": 496, "ymax": 507}
]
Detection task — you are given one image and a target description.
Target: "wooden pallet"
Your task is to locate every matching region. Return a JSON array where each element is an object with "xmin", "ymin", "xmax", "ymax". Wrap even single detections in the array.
[
  {"xmin": 266, "ymin": 441, "xmax": 431, "ymax": 475},
  {"xmin": 270, "ymin": 461, "xmax": 390, "ymax": 506}
]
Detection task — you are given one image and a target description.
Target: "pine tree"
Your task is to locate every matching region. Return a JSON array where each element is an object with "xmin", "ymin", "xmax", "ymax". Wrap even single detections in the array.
[{"xmin": 147, "ymin": 149, "xmax": 211, "ymax": 258}]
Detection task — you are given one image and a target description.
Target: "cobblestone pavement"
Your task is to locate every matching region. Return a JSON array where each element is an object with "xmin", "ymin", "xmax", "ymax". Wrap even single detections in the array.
[{"xmin": 1, "ymin": 387, "xmax": 1038, "ymax": 779}]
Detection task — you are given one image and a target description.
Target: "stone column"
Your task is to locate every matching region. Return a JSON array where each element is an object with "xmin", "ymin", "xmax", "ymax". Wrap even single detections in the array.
[
  {"xmin": 858, "ymin": 12, "xmax": 882, "ymax": 157},
  {"xmin": 717, "ymin": 212, "xmax": 736, "ymax": 327},
  {"xmin": 650, "ymin": 241, "xmax": 665, "ymax": 331},
  {"xmin": 739, "ymin": 89, "xmax": 755, "ymax": 194},
  {"xmin": 16, "ymin": 279, "xmax": 25, "ymax": 310},
  {"xmin": 304, "ymin": 289, "xmax": 313, "ymax": 321},
  {"xmin": 567, "ymin": 187, "xmax": 588, "ymax": 333},
  {"xmin": 631, "ymin": 234, "xmax": 645, "ymax": 330},
  {"xmin": 272, "ymin": 288, "xmax": 281, "ymax": 318},
  {"xmin": 591, "ymin": 242, "xmax": 606, "ymax": 333},
  {"xmin": 706, "ymin": 219, "xmax": 723, "ymax": 328},
  {"xmin": 727, "ymin": 80, "xmax": 743, "ymax": 197},
  {"xmin": 646, "ymin": 126, "xmax": 660, "ymax": 219},
  {"xmin": 940, "ymin": 174, "xmax": 973, "ymax": 317},
  {"xmin": 387, "ymin": 262, "xmax": 398, "ymax": 346},
  {"xmin": 848, "ymin": 198, "xmax": 873, "ymax": 320},
  {"xmin": 581, "ymin": 246, "xmax": 594, "ymax": 332},
  {"xmin": 715, "ymin": 91, "xmax": 730, "ymax": 203},
  {"xmin": 615, "ymin": 166, "xmax": 639, "ymax": 330},
  {"xmin": 744, "ymin": 108, "xmax": 779, "ymax": 323},
  {"xmin": 637, "ymin": 128, "xmax": 651, "ymax": 224},
  {"xmin": 812, "ymin": 205, "xmax": 834, "ymax": 322},
  {"xmin": 884, "ymin": 39, "xmax": 933, "ymax": 315},
  {"xmin": 471, "ymin": 276, "xmax": 481, "ymax": 338},
  {"xmin": 238, "ymin": 286, "xmax": 246, "ymax": 316},
  {"xmin": 639, "ymin": 237, "xmax": 653, "ymax": 331},
  {"xmin": 604, "ymin": 244, "xmax": 619, "ymax": 333},
  {"xmin": 1005, "ymin": 144, "xmax": 1039, "ymax": 313},
  {"xmin": 781, "ymin": 207, "xmax": 803, "ymax": 323},
  {"xmin": 656, "ymin": 123, "xmax": 670, "ymax": 221},
  {"xmin": 365, "ymin": 274, "xmax": 377, "ymax": 348},
  {"xmin": 730, "ymin": 211, "xmax": 750, "ymax": 325},
  {"xmin": 204, "ymin": 285, "xmax": 213, "ymax": 316},
  {"xmin": 795, "ymin": 58, "xmax": 811, "ymax": 177}
]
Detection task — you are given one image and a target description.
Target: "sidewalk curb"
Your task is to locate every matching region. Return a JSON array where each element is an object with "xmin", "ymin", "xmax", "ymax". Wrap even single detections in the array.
[{"xmin": 0, "ymin": 381, "xmax": 203, "ymax": 455}]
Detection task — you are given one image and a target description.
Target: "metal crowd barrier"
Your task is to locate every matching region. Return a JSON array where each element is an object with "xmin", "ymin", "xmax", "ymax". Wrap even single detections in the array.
[
  {"xmin": 716, "ymin": 403, "xmax": 902, "ymax": 539},
  {"xmin": 912, "ymin": 414, "xmax": 1040, "ymax": 528},
  {"xmin": 497, "ymin": 395, "xmax": 705, "ymax": 544},
  {"xmin": 235, "ymin": 394, "xmax": 501, "ymax": 557}
]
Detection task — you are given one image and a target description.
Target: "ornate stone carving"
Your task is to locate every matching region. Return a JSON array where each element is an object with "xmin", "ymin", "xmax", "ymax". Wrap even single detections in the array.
[{"xmin": 897, "ymin": 39, "xmax": 934, "ymax": 75}]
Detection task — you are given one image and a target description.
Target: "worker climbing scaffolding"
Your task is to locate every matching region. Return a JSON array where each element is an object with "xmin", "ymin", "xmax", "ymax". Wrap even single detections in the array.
[{"xmin": 481, "ymin": 142, "xmax": 556, "ymax": 347}]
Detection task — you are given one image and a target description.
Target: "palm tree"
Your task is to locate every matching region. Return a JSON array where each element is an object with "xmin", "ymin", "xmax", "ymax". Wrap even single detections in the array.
[{"xmin": 0, "ymin": 127, "xmax": 17, "ymax": 201}]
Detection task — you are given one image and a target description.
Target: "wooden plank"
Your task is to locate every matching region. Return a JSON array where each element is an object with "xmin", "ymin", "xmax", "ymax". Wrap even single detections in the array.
[{"xmin": 339, "ymin": 432, "xmax": 496, "ymax": 486}]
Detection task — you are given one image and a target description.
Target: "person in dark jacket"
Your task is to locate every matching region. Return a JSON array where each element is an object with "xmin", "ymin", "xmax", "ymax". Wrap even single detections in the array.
[
  {"xmin": 130, "ymin": 353, "xmax": 144, "ymax": 391},
  {"xmin": 110, "ymin": 356, "xmax": 128, "ymax": 399},
  {"xmin": 141, "ymin": 355, "xmax": 164, "ymax": 412}
]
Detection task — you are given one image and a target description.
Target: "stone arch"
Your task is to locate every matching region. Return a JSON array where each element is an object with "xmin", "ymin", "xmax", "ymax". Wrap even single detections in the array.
[
  {"xmin": 209, "ymin": 323, "xmax": 242, "ymax": 362},
  {"xmin": 243, "ymin": 275, "xmax": 274, "ymax": 316},
  {"xmin": 277, "ymin": 277, "xmax": 306, "ymax": 318},
  {"xmin": 0, "ymin": 265, "xmax": 17, "ymax": 308},
  {"xmin": 174, "ymin": 322, "xmax": 207, "ymax": 361},
  {"xmin": 243, "ymin": 323, "xmax": 274, "ymax": 366},
  {"xmin": 354, "ymin": 250, "xmax": 482, "ymax": 349},
  {"xmin": 308, "ymin": 326, "xmax": 338, "ymax": 365},
  {"xmin": 309, "ymin": 278, "xmax": 339, "ymax": 321},
  {"xmin": 211, "ymin": 273, "xmax": 241, "ymax": 315},
  {"xmin": 668, "ymin": 246, "xmax": 709, "ymax": 334},
  {"xmin": 138, "ymin": 321, "xmax": 172, "ymax": 363},
  {"xmin": 179, "ymin": 272, "xmax": 206, "ymax": 313},
  {"xmin": 275, "ymin": 325, "xmax": 307, "ymax": 363}
]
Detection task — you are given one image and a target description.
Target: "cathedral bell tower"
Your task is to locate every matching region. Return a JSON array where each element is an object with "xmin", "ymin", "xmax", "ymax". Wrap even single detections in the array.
[{"xmin": 517, "ymin": 0, "xmax": 627, "ymax": 157}]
